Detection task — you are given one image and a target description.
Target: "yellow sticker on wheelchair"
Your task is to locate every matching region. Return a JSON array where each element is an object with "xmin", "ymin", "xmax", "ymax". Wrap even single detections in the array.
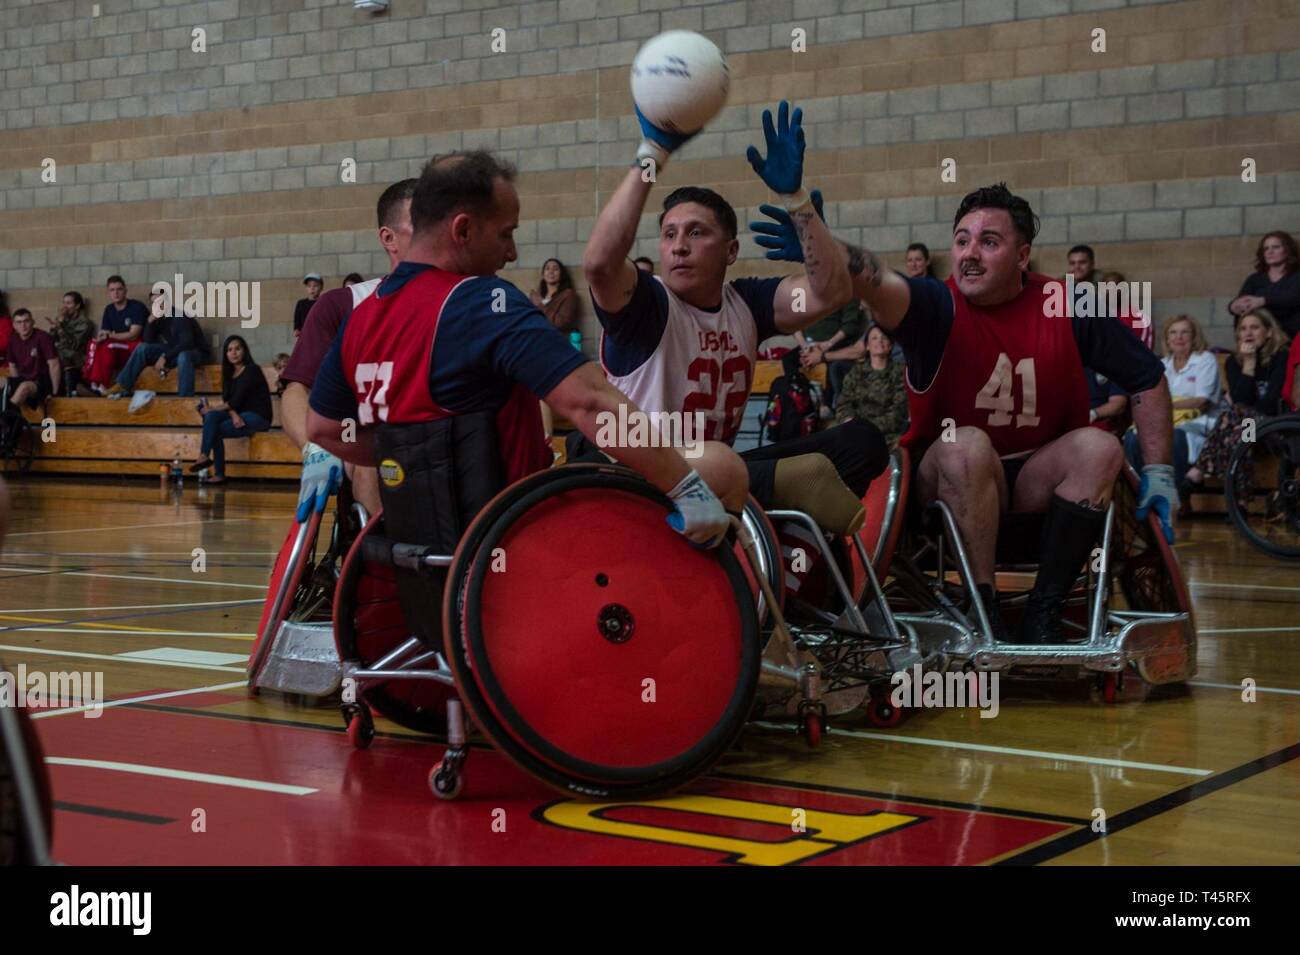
[{"xmin": 379, "ymin": 459, "xmax": 405, "ymax": 487}]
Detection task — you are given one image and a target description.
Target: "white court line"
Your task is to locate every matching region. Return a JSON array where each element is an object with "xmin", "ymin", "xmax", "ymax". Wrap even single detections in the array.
[
  {"xmin": 753, "ymin": 723, "xmax": 1212, "ymax": 777},
  {"xmin": 0, "ymin": 644, "xmax": 245, "ymax": 673},
  {"xmin": 0, "ymin": 598, "xmax": 260, "ymax": 614},
  {"xmin": 45, "ymin": 757, "xmax": 317, "ymax": 795},
  {"xmin": 32, "ymin": 681, "xmax": 247, "ymax": 719},
  {"xmin": 1189, "ymin": 681, "xmax": 1300, "ymax": 697},
  {"xmin": 1189, "ymin": 581, "xmax": 1300, "ymax": 592},
  {"xmin": 5, "ymin": 519, "xmax": 246, "ymax": 538},
  {"xmin": 117, "ymin": 647, "xmax": 249, "ymax": 666},
  {"xmin": 0, "ymin": 627, "xmax": 254, "ymax": 639},
  {"xmin": 1198, "ymin": 626, "xmax": 1300, "ymax": 634},
  {"xmin": 62, "ymin": 571, "xmax": 267, "ymax": 590}
]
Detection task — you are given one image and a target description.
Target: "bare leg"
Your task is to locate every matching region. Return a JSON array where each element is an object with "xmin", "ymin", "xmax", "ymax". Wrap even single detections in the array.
[
  {"xmin": 1012, "ymin": 427, "xmax": 1124, "ymax": 512},
  {"xmin": 915, "ymin": 427, "xmax": 1007, "ymax": 587}
]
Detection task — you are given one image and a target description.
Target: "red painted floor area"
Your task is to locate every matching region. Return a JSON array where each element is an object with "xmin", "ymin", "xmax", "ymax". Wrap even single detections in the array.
[{"xmin": 40, "ymin": 702, "xmax": 1071, "ymax": 866}]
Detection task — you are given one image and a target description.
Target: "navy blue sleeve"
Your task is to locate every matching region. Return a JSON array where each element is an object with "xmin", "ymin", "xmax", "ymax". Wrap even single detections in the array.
[
  {"xmin": 126, "ymin": 300, "xmax": 148, "ymax": 327},
  {"xmin": 591, "ymin": 267, "xmax": 669, "ymax": 377},
  {"xmin": 430, "ymin": 277, "xmax": 588, "ymax": 412},
  {"xmin": 729, "ymin": 276, "xmax": 783, "ymax": 342},
  {"xmin": 308, "ymin": 314, "xmax": 359, "ymax": 422},
  {"xmin": 893, "ymin": 276, "xmax": 954, "ymax": 391},
  {"xmin": 1071, "ymin": 313, "xmax": 1164, "ymax": 396}
]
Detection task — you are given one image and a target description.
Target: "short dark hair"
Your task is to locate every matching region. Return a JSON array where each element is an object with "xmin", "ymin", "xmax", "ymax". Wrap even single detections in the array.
[
  {"xmin": 906, "ymin": 242, "xmax": 930, "ymax": 259},
  {"xmin": 634, "ymin": 256, "xmax": 655, "ymax": 270},
  {"xmin": 1068, "ymin": 244, "xmax": 1095, "ymax": 262},
  {"xmin": 410, "ymin": 151, "xmax": 517, "ymax": 236},
  {"xmin": 11, "ymin": 308, "xmax": 31, "ymax": 320},
  {"xmin": 660, "ymin": 186, "xmax": 737, "ymax": 239},
  {"xmin": 377, "ymin": 177, "xmax": 417, "ymax": 230},
  {"xmin": 953, "ymin": 183, "xmax": 1039, "ymax": 246},
  {"xmin": 106, "ymin": 275, "xmax": 125, "ymax": 287},
  {"xmin": 342, "ymin": 272, "xmax": 365, "ymax": 285}
]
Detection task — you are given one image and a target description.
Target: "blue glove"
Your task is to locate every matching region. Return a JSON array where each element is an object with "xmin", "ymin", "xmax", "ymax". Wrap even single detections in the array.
[
  {"xmin": 750, "ymin": 189, "xmax": 825, "ymax": 262},
  {"xmin": 1136, "ymin": 464, "xmax": 1178, "ymax": 545},
  {"xmin": 746, "ymin": 100, "xmax": 806, "ymax": 196},
  {"xmin": 664, "ymin": 470, "xmax": 729, "ymax": 549},
  {"xmin": 296, "ymin": 441, "xmax": 342, "ymax": 523},
  {"xmin": 635, "ymin": 103, "xmax": 699, "ymax": 168}
]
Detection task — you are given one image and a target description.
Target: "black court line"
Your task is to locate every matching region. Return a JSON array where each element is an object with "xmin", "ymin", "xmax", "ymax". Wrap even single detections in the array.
[
  {"xmin": 126, "ymin": 701, "xmax": 435, "ymax": 742},
  {"xmin": 996, "ymin": 740, "xmax": 1300, "ymax": 865},
  {"xmin": 53, "ymin": 800, "xmax": 176, "ymax": 825},
  {"xmin": 712, "ymin": 770, "xmax": 1089, "ymax": 826}
]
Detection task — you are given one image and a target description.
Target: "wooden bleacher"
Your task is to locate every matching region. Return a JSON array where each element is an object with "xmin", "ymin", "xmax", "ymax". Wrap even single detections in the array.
[
  {"xmin": 2, "ymin": 364, "xmax": 299, "ymax": 479},
  {"xmin": 8, "ymin": 358, "xmax": 822, "ymax": 478}
]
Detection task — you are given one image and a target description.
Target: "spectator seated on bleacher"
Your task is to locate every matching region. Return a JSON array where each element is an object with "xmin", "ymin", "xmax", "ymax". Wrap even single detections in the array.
[
  {"xmin": 0, "ymin": 291, "xmax": 13, "ymax": 366},
  {"xmin": 1086, "ymin": 366, "xmax": 1129, "ymax": 436},
  {"xmin": 188, "ymin": 335, "xmax": 272, "ymax": 485},
  {"xmin": 3, "ymin": 310, "xmax": 60, "ymax": 414},
  {"xmin": 783, "ymin": 297, "xmax": 867, "ymax": 417},
  {"xmin": 1181, "ymin": 308, "xmax": 1291, "ymax": 501},
  {"xmin": 1284, "ymin": 333, "xmax": 1300, "ymax": 413},
  {"xmin": 78, "ymin": 275, "xmax": 146, "ymax": 397},
  {"xmin": 104, "ymin": 290, "xmax": 205, "ymax": 403},
  {"xmin": 1124, "ymin": 314, "xmax": 1220, "ymax": 490},
  {"xmin": 834, "ymin": 323, "xmax": 908, "ymax": 449},
  {"xmin": 1229, "ymin": 231, "xmax": 1300, "ymax": 339},
  {"xmin": 43, "ymin": 292, "xmax": 95, "ymax": 397}
]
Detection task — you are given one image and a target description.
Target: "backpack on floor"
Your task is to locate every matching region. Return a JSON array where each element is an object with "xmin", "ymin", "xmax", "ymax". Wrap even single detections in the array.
[{"xmin": 761, "ymin": 372, "xmax": 819, "ymax": 443}]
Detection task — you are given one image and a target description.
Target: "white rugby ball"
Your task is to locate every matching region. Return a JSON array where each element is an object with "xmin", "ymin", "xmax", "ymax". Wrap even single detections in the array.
[{"xmin": 631, "ymin": 30, "xmax": 730, "ymax": 135}]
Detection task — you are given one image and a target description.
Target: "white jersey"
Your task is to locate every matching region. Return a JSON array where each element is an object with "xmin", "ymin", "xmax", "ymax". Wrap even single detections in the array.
[
  {"xmin": 351, "ymin": 277, "xmax": 382, "ymax": 307},
  {"xmin": 602, "ymin": 277, "xmax": 759, "ymax": 445}
]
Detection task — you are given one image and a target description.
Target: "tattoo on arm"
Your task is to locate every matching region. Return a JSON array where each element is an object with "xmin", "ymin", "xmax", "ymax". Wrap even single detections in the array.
[
  {"xmin": 844, "ymin": 242, "xmax": 882, "ymax": 289},
  {"xmin": 793, "ymin": 210, "xmax": 820, "ymax": 281}
]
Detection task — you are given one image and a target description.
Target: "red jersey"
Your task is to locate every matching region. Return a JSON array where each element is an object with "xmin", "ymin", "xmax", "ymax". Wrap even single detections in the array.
[
  {"xmin": 339, "ymin": 268, "xmax": 550, "ymax": 484},
  {"xmin": 901, "ymin": 273, "xmax": 1090, "ymax": 459}
]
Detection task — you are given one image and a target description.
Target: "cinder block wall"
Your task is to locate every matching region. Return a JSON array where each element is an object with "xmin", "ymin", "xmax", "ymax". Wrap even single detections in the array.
[{"xmin": 1, "ymin": 0, "xmax": 1296, "ymax": 357}]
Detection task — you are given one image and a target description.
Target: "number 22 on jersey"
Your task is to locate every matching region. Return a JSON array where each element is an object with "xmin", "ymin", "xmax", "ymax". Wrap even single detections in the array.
[{"xmin": 974, "ymin": 353, "xmax": 1039, "ymax": 428}]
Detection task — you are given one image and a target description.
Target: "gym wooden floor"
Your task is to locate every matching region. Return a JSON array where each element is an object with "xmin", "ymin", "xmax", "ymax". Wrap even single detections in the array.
[{"xmin": 2, "ymin": 476, "xmax": 1297, "ymax": 866}]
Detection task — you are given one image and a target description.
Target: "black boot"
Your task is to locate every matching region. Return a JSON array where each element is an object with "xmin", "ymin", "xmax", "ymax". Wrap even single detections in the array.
[
  {"xmin": 974, "ymin": 583, "xmax": 1009, "ymax": 642},
  {"xmin": 1018, "ymin": 496, "xmax": 1106, "ymax": 645}
]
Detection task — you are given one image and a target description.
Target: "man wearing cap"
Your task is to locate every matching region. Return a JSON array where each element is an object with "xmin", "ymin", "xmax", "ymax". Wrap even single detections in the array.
[{"xmin": 293, "ymin": 273, "xmax": 324, "ymax": 340}]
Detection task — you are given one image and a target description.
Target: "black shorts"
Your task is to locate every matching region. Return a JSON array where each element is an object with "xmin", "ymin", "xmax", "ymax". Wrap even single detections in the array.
[
  {"xmin": 910, "ymin": 445, "xmax": 1033, "ymax": 508},
  {"xmin": 4, "ymin": 376, "xmax": 51, "ymax": 410},
  {"xmin": 567, "ymin": 420, "xmax": 889, "ymax": 513}
]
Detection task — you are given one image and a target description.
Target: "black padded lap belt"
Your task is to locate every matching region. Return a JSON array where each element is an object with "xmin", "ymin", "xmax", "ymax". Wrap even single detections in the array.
[{"xmin": 373, "ymin": 412, "xmax": 507, "ymax": 648}]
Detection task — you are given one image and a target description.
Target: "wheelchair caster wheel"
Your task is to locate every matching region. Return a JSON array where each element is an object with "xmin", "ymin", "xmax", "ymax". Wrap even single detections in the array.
[
  {"xmin": 343, "ymin": 705, "xmax": 374, "ymax": 750},
  {"xmin": 429, "ymin": 761, "xmax": 463, "ymax": 801},
  {"xmin": 1100, "ymin": 673, "xmax": 1122, "ymax": 704},
  {"xmin": 803, "ymin": 712, "xmax": 822, "ymax": 748},
  {"xmin": 866, "ymin": 696, "xmax": 904, "ymax": 729}
]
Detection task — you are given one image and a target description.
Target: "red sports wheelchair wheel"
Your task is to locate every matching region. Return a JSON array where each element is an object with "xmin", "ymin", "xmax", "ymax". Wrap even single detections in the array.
[
  {"xmin": 0, "ymin": 684, "xmax": 53, "ymax": 865},
  {"xmin": 334, "ymin": 512, "xmax": 456, "ymax": 734},
  {"xmin": 444, "ymin": 465, "xmax": 760, "ymax": 799},
  {"xmin": 247, "ymin": 510, "xmax": 322, "ymax": 688}
]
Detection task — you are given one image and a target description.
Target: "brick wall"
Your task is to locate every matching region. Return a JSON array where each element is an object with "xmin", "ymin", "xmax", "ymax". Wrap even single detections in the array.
[{"xmin": 1, "ymin": 0, "xmax": 1297, "ymax": 354}]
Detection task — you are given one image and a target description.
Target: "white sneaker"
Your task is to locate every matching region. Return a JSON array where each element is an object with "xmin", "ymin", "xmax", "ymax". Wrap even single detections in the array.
[{"xmin": 128, "ymin": 390, "xmax": 156, "ymax": 414}]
